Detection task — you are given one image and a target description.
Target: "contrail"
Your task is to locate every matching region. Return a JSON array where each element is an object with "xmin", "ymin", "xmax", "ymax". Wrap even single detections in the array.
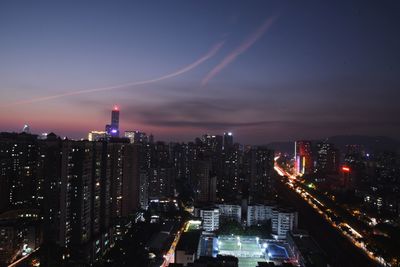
[
  {"xmin": 2, "ymin": 41, "xmax": 225, "ymax": 107},
  {"xmin": 201, "ymin": 15, "xmax": 279, "ymax": 86}
]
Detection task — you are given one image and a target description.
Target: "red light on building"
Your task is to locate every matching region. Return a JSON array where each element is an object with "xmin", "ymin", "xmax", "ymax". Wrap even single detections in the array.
[
  {"xmin": 113, "ymin": 105, "xmax": 119, "ymax": 111},
  {"xmin": 342, "ymin": 166, "xmax": 350, "ymax": 172}
]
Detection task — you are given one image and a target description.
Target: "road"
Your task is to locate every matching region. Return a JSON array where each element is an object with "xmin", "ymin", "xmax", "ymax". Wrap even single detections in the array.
[
  {"xmin": 275, "ymin": 179, "xmax": 377, "ymax": 267},
  {"xmin": 161, "ymin": 221, "xmax": 188, "ymax": 267},
  {"xmin": 274, "ymin": 159, "xmax": 385, "ymax": 266}
]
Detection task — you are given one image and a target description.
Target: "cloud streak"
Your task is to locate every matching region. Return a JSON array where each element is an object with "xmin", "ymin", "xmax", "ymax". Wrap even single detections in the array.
[
  {"xmin": 1, "ymin": 41, "xmax": 225, "ymax": 107},
  {"xmin": 141, "ymin": 120, "xmax": 286, "ymax": 129},
  {"xmin": 201, "ymin": 15, "xmax": 279, "ymax": 86}
]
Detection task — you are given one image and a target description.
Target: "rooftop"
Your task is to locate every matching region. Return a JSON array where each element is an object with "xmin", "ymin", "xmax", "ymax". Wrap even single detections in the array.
[{"xmin": 176, "ymin": 230, "xmax": 202, "ymax": 254}]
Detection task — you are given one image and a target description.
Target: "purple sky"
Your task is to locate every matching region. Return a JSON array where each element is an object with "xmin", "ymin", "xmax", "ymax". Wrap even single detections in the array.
[{"xmin": 0, "ymin": 1, "xmax": 399, "ymax": 144}]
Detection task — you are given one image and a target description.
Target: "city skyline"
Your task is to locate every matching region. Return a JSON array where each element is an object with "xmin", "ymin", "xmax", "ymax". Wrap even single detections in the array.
[
  {"xmin": 1, "ymin": 1, "xmax": 400, "ymax": 143},
  {"xmin": 1, "ymin": 1, "xmax": 400, "ymax": 266}
]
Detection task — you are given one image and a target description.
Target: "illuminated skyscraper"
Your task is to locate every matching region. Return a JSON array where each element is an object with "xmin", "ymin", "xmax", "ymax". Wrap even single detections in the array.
[
  {"xmin": 111, "ymin": 105, "xmax": 119, "ymax": 129},
  {"xmin": 294, "ymin": 141, "xmax": 313, "ymax": 175},
  {"xmin": 105, "ymin": 105, "xmax": 120, "ymax": 137}
]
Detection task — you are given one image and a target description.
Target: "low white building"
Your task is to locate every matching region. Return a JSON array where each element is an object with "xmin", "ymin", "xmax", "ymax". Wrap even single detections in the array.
[
  {"xmin": 246, "ymin": 204, "xmax": 274, "ymax": 226},
  {"xmin": 272, "ymin": 208, "xmax": 298, "ymax": 239},
  {"xmin": 216, "ymin": 204, "xmax": 241, "ymax": 222},
  {"xmin": 195, "ymin": 204, "xmax": 297, "ymax": 238},
  {"xmin": 247, "ymin": 204, "xmax": 298, "ymax": 239},
  {"xmin": 195, "ymin": 207, "xmax": 220, "ymax": 232}
]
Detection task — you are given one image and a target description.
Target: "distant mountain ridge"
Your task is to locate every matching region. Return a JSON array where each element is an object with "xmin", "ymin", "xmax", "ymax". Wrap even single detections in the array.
[{"xmin": 265, "ymin": 135, "xmax": 400, "ymax": 154}]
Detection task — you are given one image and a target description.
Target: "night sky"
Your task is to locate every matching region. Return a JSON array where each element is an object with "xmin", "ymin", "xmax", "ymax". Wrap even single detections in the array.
[{"xmin": 1, "ymin": 1, "xmax": 399, "ymax": 144}]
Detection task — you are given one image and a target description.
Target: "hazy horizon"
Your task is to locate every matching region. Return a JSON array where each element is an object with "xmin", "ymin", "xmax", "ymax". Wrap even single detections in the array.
[{"xmin": 1, "ymin": 1, "xmax": 400, "ymax": 143}]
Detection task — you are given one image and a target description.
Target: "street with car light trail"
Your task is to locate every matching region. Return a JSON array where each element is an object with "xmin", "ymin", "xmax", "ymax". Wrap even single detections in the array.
[{"xmin": 274, "ymin": 157, "xmax": 388, "ymax": 266}]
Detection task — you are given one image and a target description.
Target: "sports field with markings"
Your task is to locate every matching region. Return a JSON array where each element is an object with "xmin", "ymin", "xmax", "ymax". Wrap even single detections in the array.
[{"xmin": 216, "ymin": 235, "xmax": 292, "ymax": 267}]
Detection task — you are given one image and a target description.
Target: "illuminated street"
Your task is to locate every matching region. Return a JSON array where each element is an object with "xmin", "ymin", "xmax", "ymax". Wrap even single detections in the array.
[
  {"xmin": 1, "ymin": 2, "xmax": 399, "ymax": 266},
  {"xmin": 274, "ymin": 157, "xmax": 389, "ymax": 266}
]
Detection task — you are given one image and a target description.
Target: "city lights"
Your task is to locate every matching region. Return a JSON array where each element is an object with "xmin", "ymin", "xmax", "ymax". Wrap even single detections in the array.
[
  {"xmin": 342, "ymin": 166, "xmax": 351, "ymax": 172},
  {"xmin": 0, "ymin": 1, "xmax": 398, "ymax": 266}
]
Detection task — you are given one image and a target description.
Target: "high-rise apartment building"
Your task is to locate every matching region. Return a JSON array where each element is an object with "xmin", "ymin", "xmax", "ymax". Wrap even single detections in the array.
[
  {"xmin": 121, "ymin": 141, "xmax": 151, "ymax": 215},
  {"xmin": 315, "ymin": 142, "xmax": 340, "ymax": 174},
  {"xmin": 0, "ymin": 131, "xmax": 149, "ymax": 265},
  {"xmin": 0, "ymin": 133, "xmax": 39, "ymax": 211},
  {"xmin": 223, "ymin": 132, "xmax": 233, "ymax": 151},
  {"xmin": 124, "ymin": 130, "xmax": 148, "ymax": 144},
  {"xmin": 193, "ymin": 160, "xmax": 216, "ymax": 203},
  {"xmin": 88, "ymin": 131, "xmax": 107, "ymax": 141},
  {"xmin": 245, "ymin": 146, "xmax": 275, "ymax": 201}
]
